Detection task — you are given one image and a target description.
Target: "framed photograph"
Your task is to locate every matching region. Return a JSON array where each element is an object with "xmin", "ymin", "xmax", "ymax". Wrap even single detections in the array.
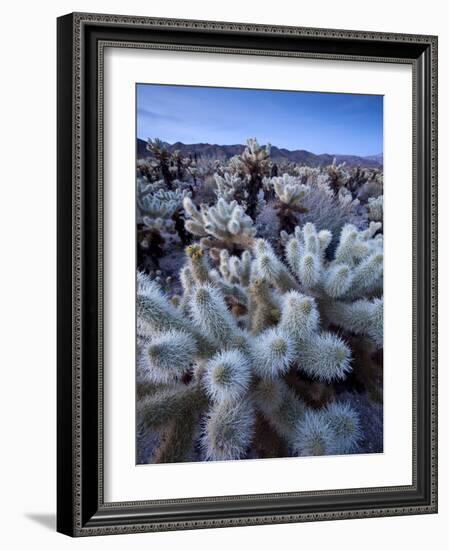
[{"xmin": 57, "ymin": 12, "xmax": 438, "ymax": 536}]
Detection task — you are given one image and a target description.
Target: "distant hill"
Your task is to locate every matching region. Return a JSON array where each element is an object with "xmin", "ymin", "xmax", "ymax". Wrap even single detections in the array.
[
  {"xmin": 363, "ymin": 153, "xmax": 383, "ymax": 164},
  {"xmin": 137, "ymin": 139, "xmax": 383, "ymax": 168}
]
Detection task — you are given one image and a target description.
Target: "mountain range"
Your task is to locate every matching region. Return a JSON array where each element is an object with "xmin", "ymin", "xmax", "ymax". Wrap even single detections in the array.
[{"xmin": 137, "ymin": 139, "xmax": 383, "ymax": 168}]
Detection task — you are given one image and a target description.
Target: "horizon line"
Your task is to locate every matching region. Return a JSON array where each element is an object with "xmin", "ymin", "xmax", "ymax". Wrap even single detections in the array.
[{"xmin": 136, "ymin": 137, "xmax": 382, "ymax": 159}]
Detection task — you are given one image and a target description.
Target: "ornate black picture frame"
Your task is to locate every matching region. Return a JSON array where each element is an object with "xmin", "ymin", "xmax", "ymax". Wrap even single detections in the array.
[{"xmin": 57, "ymin": 12, "xmax": 438, "ymax": 537}]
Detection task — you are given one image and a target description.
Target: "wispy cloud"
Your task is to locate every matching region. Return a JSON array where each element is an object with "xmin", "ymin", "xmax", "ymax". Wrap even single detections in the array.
[{"xmin": 137, "ymin": 108, "xmax": 180, "ymax": 122}]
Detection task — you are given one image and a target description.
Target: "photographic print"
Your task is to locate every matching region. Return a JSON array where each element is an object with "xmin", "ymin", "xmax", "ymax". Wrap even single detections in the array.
[{"xmin": 136, "ymin": 84, "xmax": 384, "ymax": 465}]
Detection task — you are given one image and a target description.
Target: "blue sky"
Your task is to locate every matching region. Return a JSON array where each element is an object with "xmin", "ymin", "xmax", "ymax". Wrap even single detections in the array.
[{"xmin": 136, "ymin": 84, "xmax": 383, "ymax": 156}]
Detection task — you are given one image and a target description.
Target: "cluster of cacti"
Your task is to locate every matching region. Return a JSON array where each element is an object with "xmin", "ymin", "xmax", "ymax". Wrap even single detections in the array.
[
  {"xmin": 136, "ymin": 136, "xmax": 384, "ymax": 464},
  {"xmin": 144, "ymin": 138, "xmax": 198, "ymax": 188},
  {"xmin": 227, "ymin": 138, "xmax": 273, "ymax": 218},
  {"xmin": 137, "ymin": 179, "xmax": 192, "ymax": 270},
  {"xmin": 136, "ymin": 137, "xmax": 384, "ymax": 274},
  {"xmin": 260, "ymin": 174, "xmax": 364, "ymax": 247},
  {"xmin": 137, "ymin": 216, "xmax": 382, "ymax": 463},
  {"xmin": 182, "ymin": 196, "xmax": 256, "ymax": 256},
  {"xmin": 213, "ymin": 172, "xmax": 248, "ymax": 203},
  {"xmin": 269, "ymin": 174, "xmax": 310, "ymax": 232},
  {"xmin": 323, "ymin": 158, "xmax": 351, "ymax": 194},
  {"xmin": 367, "ymin": 195, "xmax": 383, "ymax": 222}
]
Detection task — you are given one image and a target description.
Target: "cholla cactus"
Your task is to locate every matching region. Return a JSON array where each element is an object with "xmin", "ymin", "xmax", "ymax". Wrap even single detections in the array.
[
  {"xmin": 268, "ymin": 174, "xmax": 310, "ymax": 232},
  {"xmin": 230, "ymin": 138, "xmax": 272, "ymax": 218},
  {"xmin": 338, "ymin": 187, "xmax": 360, "ymax": 210},
  {"xmin": 137, "ymin": 158, "xmax": 165, "ymax": 184},
  {"xmin": 136, "ymin": 215, "xmax": 385, "ymax": 463},
  {"xmin": 146, "ymin": 138, "xmax": 173, "ymax": 188},
  {"xmin": 324, "ymin": 158, "xmax": 350, "ymax": 194},
  {"xmin": 137, "ymin": 186, "xmax": 192, "ymax": 269},
  {"xmin": 292, "ymin": 409, "xmax": 337, "ymax": 456},
  {"xmin": 293, "ymin": 165, "xmax": 321, "ymax": 185},
  {"xmin": 367, "ymin": 195, "xmax": 383, "ymax": 222},
  {"xmin": 136, "ymin": 136, "xmax": 383, "ymax": 465},
  {"xmin": 214, "ymin": 172, "xmax": 248, "ymax": 203},
  {"xmin": 145, "ymin": 138, "xmax": 199, "ymax": 190},
  {"xmin": 138, "ymin": 188, "xmax": 188, "ymax": 227},
  {"xmin": 281, "ymin": 221, "xmax": 383, "ymax": 348},
  {"xmin": 183, "ymin": 196, "xmax": 256, "ymax": 254},
  {"xmin": 218, "ymin": 249, "xmax": 252, "ymax": 287},
  {"xmin": 202, "ymin": 399, "xmax": 255, "ymax": 461}
]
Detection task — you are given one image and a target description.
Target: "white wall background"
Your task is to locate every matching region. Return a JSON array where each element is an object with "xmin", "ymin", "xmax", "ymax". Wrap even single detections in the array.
[{"xmin": 0, "ymin": 1, "xmax": 446, "ymax": 548}]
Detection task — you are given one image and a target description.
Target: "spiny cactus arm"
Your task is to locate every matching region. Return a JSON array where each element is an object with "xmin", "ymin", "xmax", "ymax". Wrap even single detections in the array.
[
  {"xmin": 226, "ymin": 203, "xmax": 257, "ymax": 245},
  {"xmin": 137, "ymin": 273, "xmax": 193, "ymax": 334},
  {"xmin": 318, "ymin": 222, "xmax": 383, "ymax": 299},
  {"xmin": 318, "ymin": 229, "xmax": 333, "ymax": 252},
  {"xmin": 347, "ymin": 251, "xmax": 383, "ymax": 298},
  {"xmin": 190, "ymin": 283, "xmax": 241, "ymax": 346},
  {"xmin": 218, "ymin": 249, "xmax": 231, "ymax": 281},
  {"xmin": 278, "ymin": 291, "xmax": 320, "ymax": 343},
  {"xmin": 214, "ymin": 173, "xmax": 233, "ymax": 201},
  {"xmin": 323, "ymin": 263, "xmax": 353, "ymax": 298},
  {"xmin": 203, "ymin": 200, "xmax": 231, "ymax": 232},
  {"xmin": 324, "ymin": 401, "xmax": 362, "ymax": 454},
  {"xmin": 203, "ymin": 349, "xmax": 252, "ymax": 402},
  {"xmin": 333, "ymin": 222, "xmax": 383, "ymax": 269},
  {"xmin": 237, "ymin": 251, "xmax": 252, "ymax": 285},
  {"xmin": 362, "ymin": 221, "xmax": 383, "ymax": 239},
  {"xmin": 201, "ymin": 399, "xmax": 255, "ymax": 461},
  {"xmin": 183, "ymin": 196, "xmax": 208, "ymax": 237},
  {"xmin": 334, "ymin": 224, "xmax": 360, "ymax": 265},
  {"xmin": 292, "ymin": 409, "xmax": 338, "ymax": 456},
  {"xmin": 253, "ymin": 379, "xmax": 306, "ymax": 443},
  {"xmin": 177, "ymin": 265, "xmax": 195, "ymax": 316},
  {"xmin": 185, "ymin": 244, "xmax": 212, "ymax": 284},
  {"xmin": 298, "ymin": 253, "xmax": 321, "ymax": 289},
  {"xmin": 297, "ymin": 332, "xmax": 352, "ymax": 383},
  {"xmin": 137, "ymin": 383, "xmax": 207, "ymax": 429},
  {"xmin": 253, "ymin": 238, "xmax": 299, "ymax": 292},
  {"xmin": 272, "ymin": 175, "xmax": 309, "ymax": 208},
  {"xmin": 285, "ymin": 236, "xmax": 302, "ymax": 275},
  {"xmin": 137, "ymin": 273, "xmax": 215, "ymax": 355},
  {"xmin": 248, "ymin": 279, "xmax": 281, "ymax": 334},
  {"xmin": 180, "ymin": 265, "xmax": 195, "ymax": 292},
  {"xmin": 251, "ymin": 328, "xmax": 294, "ymax": 380},
  {"xmin": 323, "ymin": 297, "xmax": 383, "ymax": 349},
  {"xmin": 282, "ymin": 223, "xmax": 327, "ymax": 290},
  {"xmin": 140, "ymin": 330, "xmax": 197, "ymax": 385},
  {"xmin": 218, "ymin": 249, "xmax": 252, "ymax": 287},
  {"xmin": 184, "ymin": 197, "xmax": 256, "ymax": 250}
]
